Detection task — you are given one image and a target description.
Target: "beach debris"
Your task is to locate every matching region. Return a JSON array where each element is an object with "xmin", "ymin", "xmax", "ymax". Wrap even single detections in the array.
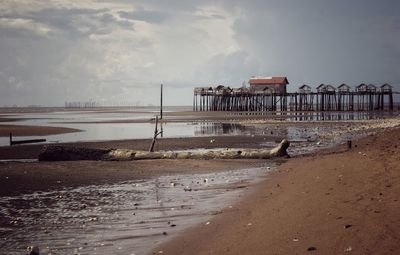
[
  {"xmin": 307, "ymin": 246, "xmax": 317, "ymax": 251},
  {"xmin": 38, "ymin": 140, "xmax": 290, "ymax": 161},
  {"xmin": 293, "ymin": 238, "xmax": 299, "ymax": 242},
  {"xmin": 170, "ymin": 224, "xmax": 176, "ymax": 227},
  {"xmin": 344, "ymin": 224, "xmax": 352, "ymax": 229},
  {"xmin": 27, "ymin": 246, "xmax": 40, "ymax": 255},
  {"xmin": 184, "ymin": 186, "xmax": 192, "ymax": 192},
  {"xmin": 205, "ymin": 221, "xmax": 210, "ymax": 225},
  {"xmin": 344, "ymin": 246, "xmax": 352, "ymax": 252},
  {"xmin": 247, "ymin": 223, "xmax": 252, "ymax": 226},
  {"xmin": 210, "ymin": 139, "xmax": 216, "ymax": 143},
  {"xmin": 347, "ymin": 140, "xmax": 352, "ymax": 149},
  {"xmin": 162, "ymin": 232, "xmax": 167, "ymax": 235}
]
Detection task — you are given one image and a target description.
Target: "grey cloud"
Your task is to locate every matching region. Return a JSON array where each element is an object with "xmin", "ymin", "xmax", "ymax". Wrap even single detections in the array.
[
  {"xmin": 195, "ymin": 51, "xmax": 259, "ymax": 86},
  {"xmin": 118, "ymin": 9, "xmax": 168, "ymax": 23},
  {"xmin": 225, "ymin": 0, "xmax": 400, "ymax": 90},
  {"xmin": 1, "ymin": 7, "xmax": 134, "ymax": 39},
  {"xmin": 1, "ymin": 0, "xmax": 400, "ymax": 106}
]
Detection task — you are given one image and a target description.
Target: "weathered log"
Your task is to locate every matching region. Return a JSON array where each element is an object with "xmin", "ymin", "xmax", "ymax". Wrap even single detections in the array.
[{"xmin": 38, "ymin": 140, "xmax": 290, "ymax": 161}]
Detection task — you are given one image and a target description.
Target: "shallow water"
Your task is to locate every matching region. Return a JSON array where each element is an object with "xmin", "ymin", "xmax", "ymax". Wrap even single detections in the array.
[
  {"xmin": 0, "ymin": 167, "xmax": 269, "ymax": 255},
  {"xmin": 0, "ymin": 109, "xmax": 396, "ymax": 146}
]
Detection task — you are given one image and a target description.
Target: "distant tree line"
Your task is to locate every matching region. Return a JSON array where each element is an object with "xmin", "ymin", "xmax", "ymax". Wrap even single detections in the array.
[
  {"xmin": 64, "ymin": 101, "xmax": 148, "ymax": 108},
  {"xmin": 64, "ymin": 101, "xmax": 100, "ymax": 108}
]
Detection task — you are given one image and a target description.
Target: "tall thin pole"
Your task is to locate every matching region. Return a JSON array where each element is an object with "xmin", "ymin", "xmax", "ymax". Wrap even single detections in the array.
[
  {"xmin": 160, "ymin": 84, "xmax": 163, "ymax": 119},
  {"xmin": 149, "ymin": 116, "xmax": 159, "ymax": 152}
]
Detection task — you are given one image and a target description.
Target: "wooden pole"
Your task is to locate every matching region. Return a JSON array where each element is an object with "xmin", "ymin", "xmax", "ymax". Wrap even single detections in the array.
[
  {"xmin": 149, "ymin": 116, "xmax": 161, "ymax": 152},
  {"xmin": 160, "ymin": 84, "xmax": 163, "ymax": 119}
]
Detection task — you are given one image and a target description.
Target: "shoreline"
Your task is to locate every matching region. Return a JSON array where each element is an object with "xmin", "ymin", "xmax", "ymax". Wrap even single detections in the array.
[{"xmin": 153, "ymin": 126, "xmax": 400, "ymax": 254}]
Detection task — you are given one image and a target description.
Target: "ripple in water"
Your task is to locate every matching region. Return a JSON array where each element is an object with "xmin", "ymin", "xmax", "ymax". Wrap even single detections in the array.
[{"xmin": 0, "ymin": 167, "xmax": 269, "ymax": 255}]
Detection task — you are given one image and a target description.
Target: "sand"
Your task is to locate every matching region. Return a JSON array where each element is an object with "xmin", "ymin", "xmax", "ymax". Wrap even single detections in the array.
[
  {"xmin": 0, "ymin": 159, "xmax": 269, "ymax": 197},
  {"xmin": 0, "ymin": 113, "xmax": 399, "ymax": 254},
  {"xmin": 0, "ymin": 135, "xmax": 283, "ymax": 160},
  {"xmin": 0, "ymin": 124, "xmax": 80, "ymax": 137},
  {"xmin": 154, "ymin": 127, "xmax": 400, "ymax": 254}
]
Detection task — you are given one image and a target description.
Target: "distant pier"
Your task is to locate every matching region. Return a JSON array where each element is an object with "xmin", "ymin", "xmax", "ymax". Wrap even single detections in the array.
[{"xmin": 193, "ymin": 83, "xmax": 397, "ymax": 112}]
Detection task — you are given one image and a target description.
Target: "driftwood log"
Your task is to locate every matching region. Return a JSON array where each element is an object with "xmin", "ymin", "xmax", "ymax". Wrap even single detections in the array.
[{"xmin": 38, "ymin": 140, "xmax": 290, "ymax": 161}]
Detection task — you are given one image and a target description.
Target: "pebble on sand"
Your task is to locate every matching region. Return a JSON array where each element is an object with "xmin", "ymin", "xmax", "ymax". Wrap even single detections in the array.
[
  {"xmin": 28, "ymin": 246, "xmax": 40, "ymax": 255},
  {"xmin": 307, "ymin": 246, "xmax": 317, "ymax": 251},
  {"xmin": 344, "ymin": 246, "xmax": 353, "ymax": 252}
]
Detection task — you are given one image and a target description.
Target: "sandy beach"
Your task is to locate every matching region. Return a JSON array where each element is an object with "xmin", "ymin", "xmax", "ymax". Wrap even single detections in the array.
[
  {"xmin": 154, "ymin": 126, "xmax": 400, "ymax": 255},
  {"xmin": 0, "ymin": 109, "xmax": 399, "ymax": 254}
]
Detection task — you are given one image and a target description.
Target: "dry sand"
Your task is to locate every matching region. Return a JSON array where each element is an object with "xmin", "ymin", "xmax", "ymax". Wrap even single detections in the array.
[{"xmin": 154, "ymin": 127, "xmax": 400, "ymax": 255}]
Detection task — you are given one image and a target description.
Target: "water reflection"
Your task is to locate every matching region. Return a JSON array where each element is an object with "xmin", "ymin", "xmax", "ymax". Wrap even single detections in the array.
[
  {"xmin": 284, "ymin": 111, "xmax": 390, "ymax": 121},
  {"xmin": 0, "ymin": 167, "xmax": 268, "ymax": 255},
  {"xmin": 0, "ymin": 110, "xmax": 396, "ymax": 146},
  {"xmin": 225, "ymin": 111, "xmax": 393, "ymax": 121},
  {"xmin": 193, "ymin": 122, "xmax": 255, "ymax": 136}
]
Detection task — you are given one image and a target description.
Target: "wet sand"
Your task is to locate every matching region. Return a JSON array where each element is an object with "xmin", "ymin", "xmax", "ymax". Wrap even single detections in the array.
[
  {"xmin": 0, "ymin": 159, "xmax": 269, "ymax": 197},
  {"xmin": 0, "ymin": 124, "xmax": 80, "ymax": 137},
  {"xmin": 0, "ymin": 135, "xmax": 283, "ymax": 160},
  {"xmin": 155, "ymin": 126, "xmax": 400, "ymax": 254}
]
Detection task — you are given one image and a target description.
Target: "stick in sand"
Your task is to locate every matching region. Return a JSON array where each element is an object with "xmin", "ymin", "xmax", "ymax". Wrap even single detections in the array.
[{"xmin": 149, "ymin": 115, "xmax": 163, "ymax": 152}]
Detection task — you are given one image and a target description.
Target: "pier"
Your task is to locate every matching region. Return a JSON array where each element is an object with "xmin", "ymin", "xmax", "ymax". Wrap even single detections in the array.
[{"xmin": 193, "ymin": 84, "xmax": 397, "ymax": 112}]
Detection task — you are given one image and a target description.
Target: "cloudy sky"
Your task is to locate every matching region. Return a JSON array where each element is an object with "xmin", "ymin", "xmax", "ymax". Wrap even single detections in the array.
[{"xmin": 1, "ymin": 0, "xmax": 399, "ymax": 106}]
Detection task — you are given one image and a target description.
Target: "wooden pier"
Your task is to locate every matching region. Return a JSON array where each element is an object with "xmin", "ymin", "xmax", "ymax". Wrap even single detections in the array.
[{"xmin": 193, "ymin": 84, "xmax": 397, "ymax": 112}]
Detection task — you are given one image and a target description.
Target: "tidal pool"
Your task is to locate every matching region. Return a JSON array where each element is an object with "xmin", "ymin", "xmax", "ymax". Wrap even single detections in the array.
[{"xmin": 0, "ymin": 167, "xmax": 269, "ymax": 255}]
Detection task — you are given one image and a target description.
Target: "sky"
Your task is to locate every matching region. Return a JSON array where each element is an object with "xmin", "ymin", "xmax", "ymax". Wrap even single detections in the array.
[{"xmin": 0, "ymin": 0, "xmax": 399, "ymax": 106}]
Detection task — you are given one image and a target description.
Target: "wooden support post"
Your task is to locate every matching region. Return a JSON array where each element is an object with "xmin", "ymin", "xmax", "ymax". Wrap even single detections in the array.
[{"xmin": 160, "ymin": 84, "xmax": 163, "ymax": 119}]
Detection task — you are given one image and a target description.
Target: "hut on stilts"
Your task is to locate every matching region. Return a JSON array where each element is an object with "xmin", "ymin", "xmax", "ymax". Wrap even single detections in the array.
[{"xmin": 193, "ymin": 77, "xmax": 397, "ymax": 112}]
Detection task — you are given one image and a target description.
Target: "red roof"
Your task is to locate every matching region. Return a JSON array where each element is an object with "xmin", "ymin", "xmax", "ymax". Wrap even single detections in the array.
[{"xmin": 249, "ymin": 77, "xmax": 289, "ymax": 85}]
